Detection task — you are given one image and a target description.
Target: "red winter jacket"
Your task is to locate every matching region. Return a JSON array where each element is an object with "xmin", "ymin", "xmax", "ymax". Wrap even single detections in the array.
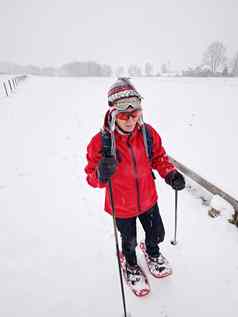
[{"xmin": 85, "ymin": 123, "xmax": 175, "ymax": 219}]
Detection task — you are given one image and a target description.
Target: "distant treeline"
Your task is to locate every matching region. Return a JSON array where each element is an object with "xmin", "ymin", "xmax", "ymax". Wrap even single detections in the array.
[
  {"xmin": 1, "ymin": 41, "xmax": 238, "ymax": 77},
  {"xmin": 0, "ymin": 61, "xmax": 112, "ymax": 77}
]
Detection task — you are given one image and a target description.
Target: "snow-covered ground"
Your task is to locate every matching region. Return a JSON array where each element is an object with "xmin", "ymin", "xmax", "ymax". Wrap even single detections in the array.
[
  {"xmin": 0, "ymin": 76, "xmax": 237, "ymax": 317},
  {"xmin": 0, "ymin": 74, "xmax": 13, "ymax": 79}
]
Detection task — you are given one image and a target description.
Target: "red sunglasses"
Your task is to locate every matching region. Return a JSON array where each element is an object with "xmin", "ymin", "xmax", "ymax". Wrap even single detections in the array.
[{"xmin": 116, "ymin": 110, "xmax": 142, "ymax": 121}]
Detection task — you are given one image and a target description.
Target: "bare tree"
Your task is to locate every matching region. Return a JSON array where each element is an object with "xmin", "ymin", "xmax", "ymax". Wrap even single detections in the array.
[
  {"xmin": 59, "ymin": 61, "xmax": 111, "ymax": 76},
  {"xmin": 202, "ymin": 41, "xmax": 226, "ymax": 73},
  {"xmin": 161, "ymin": 63, "xmax": 168, "ymax": 74},
  {"xmin": 128, "ymin": 64, "xmax": 142, "ymax": 77},
  {"xmin": 144, "ymin": 62, "xmax": 153, "ymax": 76},
  {"xmin": 115, "ymin": 66, "xmax": 125, "ymax": 77},
  {"xmin": 101, "ymin": 64, "xmax": 112, "ymax": 77},
  {"xmin": 231, "ymin": 51, "xmax": 238, "ymax": 76}
]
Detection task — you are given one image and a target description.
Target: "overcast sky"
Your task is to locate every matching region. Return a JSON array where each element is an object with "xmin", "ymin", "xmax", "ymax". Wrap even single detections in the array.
[{"xmin": 1, "ymin": 0, "xmax": 237, "ymax": 71}]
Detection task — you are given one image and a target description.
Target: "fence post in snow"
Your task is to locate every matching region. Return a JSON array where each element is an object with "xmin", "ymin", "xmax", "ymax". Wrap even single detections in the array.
[
  {"xmin": 8, "ymin": 80, "xmax": 13, "ymax": 92},
  {"xmin": 3, "ymin": 82, "xmax": 8, "ymax": 96},
  {"xmin": 2, "ymin": 76, "xmax": 27, "ymax": 97},
  {"xmin": 12, "ymin": 79, "xmax": 16, "ymax": 89}
]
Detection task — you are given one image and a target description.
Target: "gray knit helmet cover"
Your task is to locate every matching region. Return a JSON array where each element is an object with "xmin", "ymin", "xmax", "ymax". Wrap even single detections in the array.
[{"xmin": 108, "ymin": 78, "xmax": 142, "ymax": 104}]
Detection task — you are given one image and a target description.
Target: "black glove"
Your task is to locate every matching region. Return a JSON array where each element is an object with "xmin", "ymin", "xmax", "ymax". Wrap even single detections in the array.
[
  {"xmin": 165, "ymin": 170, "xmax": 185, "ymax": 191},
  {"xmin": 97, "ymin": 156, "xmax": 117, "ymax": 183}
]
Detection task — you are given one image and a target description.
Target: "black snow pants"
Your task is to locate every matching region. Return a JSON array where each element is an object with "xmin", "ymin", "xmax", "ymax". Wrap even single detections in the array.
[{"xmin": 116, "ymin": 203, "xmax": 165, "ymax": 266}]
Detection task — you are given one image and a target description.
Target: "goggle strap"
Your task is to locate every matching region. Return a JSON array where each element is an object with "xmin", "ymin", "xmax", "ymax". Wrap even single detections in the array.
[
  {"xmin": 109, "ymin": 109, "xmax": 118, "ymax": 131},
  {"xmin": 141, "ymin": 122, "xmax": 150, "ymax": 159},
  {"xmin": 108, "ymin": 110, "xmax": 118, "ymax": 158}
]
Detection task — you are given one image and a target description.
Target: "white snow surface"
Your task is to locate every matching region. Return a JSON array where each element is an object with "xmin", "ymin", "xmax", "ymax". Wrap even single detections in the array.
[
  {"xmin": 0, "ymin": 76, "xmax": 238, "ymax": 317},
  {"xmin": 210, "ymin": 194, "xmax": 235, "ymax": 216}
]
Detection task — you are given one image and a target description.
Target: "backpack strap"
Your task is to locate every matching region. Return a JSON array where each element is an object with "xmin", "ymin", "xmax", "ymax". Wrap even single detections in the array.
[
  {"xmin": 144, "ymin": 124, "xmax": 153, "ymax": 161},
  {"xmin": 142, "ymin": 123, "xmax": 156, "ymax": 179}
]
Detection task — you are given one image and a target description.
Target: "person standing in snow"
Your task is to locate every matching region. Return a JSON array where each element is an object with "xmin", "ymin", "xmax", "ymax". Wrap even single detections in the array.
[{"xmin": 85, "ymin": 78, "xmax": 185, "ymax": 283}]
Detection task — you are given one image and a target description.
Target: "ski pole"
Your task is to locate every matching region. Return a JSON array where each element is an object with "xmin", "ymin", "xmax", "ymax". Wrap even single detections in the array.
[
  {"xmin": 171, "ymin": 190, "xmax": 178, "ymax": 245},
  {"xmin": 108, "ymin": 178, "xmax": 129, "ymax": 317}
]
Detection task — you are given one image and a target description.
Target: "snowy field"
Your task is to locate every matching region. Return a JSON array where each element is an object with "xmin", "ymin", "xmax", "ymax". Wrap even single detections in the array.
[
  {"xmin": 0, "ymin": 76, "xmax": 238, "ymax": 317},
  {"xmin": 0, "ymin": 74, "xmax": 12, "ymax": 79},
  {"xmin": 0, "ymin": 74, "xmax": 14, "ymax": 82}
]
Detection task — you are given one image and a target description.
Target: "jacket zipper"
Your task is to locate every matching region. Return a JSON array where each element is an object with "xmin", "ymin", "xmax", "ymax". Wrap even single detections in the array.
[{"xmin": 127, "ymin": 139, "xmax": 141, "ymax": 213}]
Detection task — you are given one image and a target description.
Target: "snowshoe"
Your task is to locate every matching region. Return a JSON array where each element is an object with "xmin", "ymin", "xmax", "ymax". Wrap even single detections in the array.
[
  {"xmin": 139, "ymin": 241, "xmax": 172, "ymax": 278},
  {"xmin": 119, "ymin": 251, "xmax": 150, "ymax": 297}
]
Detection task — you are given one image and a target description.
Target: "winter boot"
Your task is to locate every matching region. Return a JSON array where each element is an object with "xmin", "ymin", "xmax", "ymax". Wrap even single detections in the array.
[
  {"xmin": 125, "ymin": 263, "xmax": 143, "ymax": 285},
  {"xmin": 140, "ymin": 241, "xmax": 172, "ymax": 278},
  {"xmin": 147, "ymin": 254, "xmax": 172, "ymax": 278}
]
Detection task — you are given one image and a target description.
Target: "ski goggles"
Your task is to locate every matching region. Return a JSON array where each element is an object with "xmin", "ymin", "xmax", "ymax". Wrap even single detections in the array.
[
  {"xmin": 113, "ymin": 97, "xmax": 141, "ymax": 111},
  {"xmin": 116, "ymin": 109, "xmax": 142, "ymax": 121}
]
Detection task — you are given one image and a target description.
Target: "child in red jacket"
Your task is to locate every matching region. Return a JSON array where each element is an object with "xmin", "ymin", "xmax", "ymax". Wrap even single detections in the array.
[{"xmin": 85, "ymin": 78, "xmax": 185, "ymax": 283}]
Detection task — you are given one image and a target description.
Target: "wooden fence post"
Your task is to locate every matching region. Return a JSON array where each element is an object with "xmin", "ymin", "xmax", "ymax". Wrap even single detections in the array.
[
  {"xmin": 3, "ymin": 82, "xmax": 8, "ymax": 96},
  {"xmin": 8, "ymin": 80, "xmax": 12, "ymax": 92}
]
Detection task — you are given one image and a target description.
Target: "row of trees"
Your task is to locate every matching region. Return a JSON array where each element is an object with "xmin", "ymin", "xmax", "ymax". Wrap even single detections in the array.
[
  {"xmin": 0, "ymin": 60, "xmax": 164, "ymax": 77},
  {"xmin": 123, "ymin": 42, "xmax": 238, "ymax": 77},
  {"xmin": 115, "ymin": 63, "xmax": 172, "ymax": 77},
  {"xmin": 0, "ymin": 61, "xmax": 113, "ymax": 77},
  {"xmin": 113, "ymin": 42, "xmax": 238, "ymax": 77},
  {"xmin": 183, "ymin": 41, "xmax": 238, "ymax": 77},
  {"xmin": 59, "ymin": 62, "xmax": 112, "ymax": 76},
  {"xmin": 1, "ymin": 42, "xmax": 238, "ymax": 77}
]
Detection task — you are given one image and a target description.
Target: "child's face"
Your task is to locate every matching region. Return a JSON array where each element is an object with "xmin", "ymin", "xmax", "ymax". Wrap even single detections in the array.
[{"xmin": 116, "ymin": 109, "xmax": 141, "ymax": 133}]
